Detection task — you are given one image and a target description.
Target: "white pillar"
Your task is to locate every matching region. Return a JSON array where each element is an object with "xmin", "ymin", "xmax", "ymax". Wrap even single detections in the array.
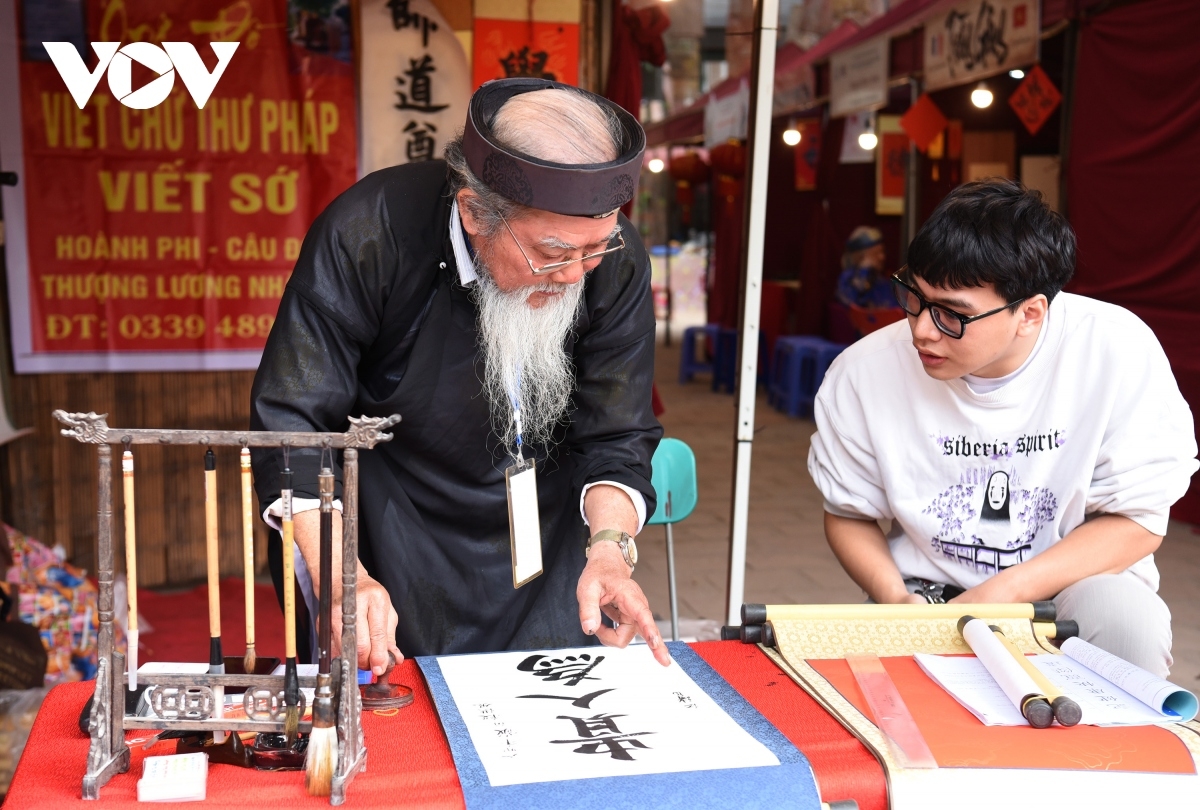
[{"xmin": 725, "ymin": 0, "xmax": 778, "ymax": 627}]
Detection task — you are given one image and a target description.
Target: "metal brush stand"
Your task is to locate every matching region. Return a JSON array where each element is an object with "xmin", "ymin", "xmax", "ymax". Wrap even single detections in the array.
[{"xmin": 54, "ymin": 410, "xmax": 401, "ymax": 804}]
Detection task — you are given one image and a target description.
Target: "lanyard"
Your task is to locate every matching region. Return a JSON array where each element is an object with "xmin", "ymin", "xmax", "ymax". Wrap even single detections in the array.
[{"xmin": 509, "ymin": 368, "xmax": 525, "ymax": 464}]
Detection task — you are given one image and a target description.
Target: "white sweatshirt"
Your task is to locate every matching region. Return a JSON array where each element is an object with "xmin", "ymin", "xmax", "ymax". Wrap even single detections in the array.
[{"xmin": 808, "ymin": 293, "xmax": 1198, "ymax": 592}]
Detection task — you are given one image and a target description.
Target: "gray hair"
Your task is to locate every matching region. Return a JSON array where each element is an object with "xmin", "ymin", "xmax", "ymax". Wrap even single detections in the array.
[{"xmin": 444, "ymin": 88, "xmax": 624, "ymax": 237}]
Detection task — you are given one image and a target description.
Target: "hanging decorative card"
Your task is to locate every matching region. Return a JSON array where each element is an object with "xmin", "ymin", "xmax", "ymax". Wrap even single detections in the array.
[
  {"xmin": 471, "ymin": 0, "xmax": 580, "ymax": 89},
  {"xmin": 922, "ymin": 0, "xmax": 1040, "ymax": 92},
  {"xmin": 359, "ymin": 0, "xmax": 471, "ymax": 175},
  {"xmin": 876, "ymin": 114, "xmax": 907, "ymax": 215},
  {"xmin": 417, "ymin": 642, "xmax": 821, "ymax": 808},
  {"xmin": 900, "ymin": 93, "xmax": 948, "ymax": 153},
  {"xmin": 792, "ymin": 118, "xmax": 822, "ymax": 191},
  {"xmin": 1008, "ymin": 64, "xmax": 1061, "ymax": 135},
  {"xmin": 774, "ymin": 59, "xmax": 816, "ymax": 116}
]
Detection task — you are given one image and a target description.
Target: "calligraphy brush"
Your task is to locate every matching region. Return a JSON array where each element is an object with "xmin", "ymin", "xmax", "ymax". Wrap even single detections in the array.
[
  {"xmin": 305, "ymin": 465, "xmax": 338, "ymax": 795},
  {"xmin": 280, "ymin": 463, "xmax": 301, "ymax": 745},
  {"xmin": 240, "ymin": 448, "xmax": 257, "ymax": 675},
  {"xmin": 122, "ymin": 448, "xmax": 139, "ymax": 689},
  {"xmin": 204, "ymin": 449, "xmax": 227, "ymax": 744}
]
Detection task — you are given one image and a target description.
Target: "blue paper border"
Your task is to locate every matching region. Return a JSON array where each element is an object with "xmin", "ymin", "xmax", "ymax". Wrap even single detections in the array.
[{"xmin": 417, "ymin": 642, "xmax": 821, "ymax": 810}]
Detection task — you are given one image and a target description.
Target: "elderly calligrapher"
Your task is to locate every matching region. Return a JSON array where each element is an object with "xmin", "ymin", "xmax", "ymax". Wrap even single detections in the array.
[{"xmin": 250, "ymin": 78, "xmax": 669, "ymax": 674}]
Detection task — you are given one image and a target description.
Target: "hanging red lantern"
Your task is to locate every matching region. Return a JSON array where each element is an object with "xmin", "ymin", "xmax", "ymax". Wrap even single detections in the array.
[
  {"xmin": 709, "ymin": 141, "xmax": 746, "ymax": 178},
  {"xmin": 668, "ymin": 151, "xmax": 711, "ymax": 226}
]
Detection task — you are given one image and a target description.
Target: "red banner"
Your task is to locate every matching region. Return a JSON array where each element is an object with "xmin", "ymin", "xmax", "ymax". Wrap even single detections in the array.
[
  {"xmin": 471, "ymin": 18, "xmax": 579, "ymax": 89},
  {"xmin": 0, "ymin": 0, "xmax": 357, "ymax": 372}
]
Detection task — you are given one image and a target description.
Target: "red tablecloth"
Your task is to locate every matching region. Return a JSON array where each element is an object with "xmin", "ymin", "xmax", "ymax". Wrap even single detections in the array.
[{"xmin": 3, "ymin": 642, "xmax": 885, "ymax": 809}]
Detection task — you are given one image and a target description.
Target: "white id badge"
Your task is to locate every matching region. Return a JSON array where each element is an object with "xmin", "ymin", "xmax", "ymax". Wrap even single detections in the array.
[{"xmin": 505, "ymin": 458, "xmax": 543, "ymax": 588}]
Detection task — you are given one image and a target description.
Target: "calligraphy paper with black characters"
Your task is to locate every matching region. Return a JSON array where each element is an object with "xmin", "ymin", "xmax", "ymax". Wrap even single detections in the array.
[
  {"xmin": 432, "ymin": 645, "xmax": 778, "ymax": 785},
  {"xmin": 359, "ymin": 0, "xmax": 471, "ymax": 175},
  {"xmin": 419, "ymin": 643, "xmax": 822, "ymax": 809}
]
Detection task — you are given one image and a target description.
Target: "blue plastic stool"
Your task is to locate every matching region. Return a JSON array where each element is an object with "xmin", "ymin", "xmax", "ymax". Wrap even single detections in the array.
[
  {"xmin": 712, "ymin": 328, "xmax": 738, "ymax": 392},
  {"xmin": 647, "ymin": 438, "xmax": 698, "ymax": 642},
  {"xmin": 679, "ymin": 324, "xmax": 720, "ymax": 384},
  {"xmin": 768, "ymin": 336, "xmax": 848, "ymax": 417},
  {"xmin": 811, "ymin": 343, "xmax": 847, "ymax": 401},
  {"xmin": 712, "ymin": 329, "xmax": 768, "ymax": 394},
  {"xmin": 767, "ymin": 336, "xmax": 824, "ymax": 416}
]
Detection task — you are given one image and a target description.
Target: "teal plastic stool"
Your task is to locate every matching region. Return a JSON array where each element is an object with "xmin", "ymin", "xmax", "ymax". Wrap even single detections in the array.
[{"xmin": 647, "ymin": 438, "xmax": 698, "ymax": 641}]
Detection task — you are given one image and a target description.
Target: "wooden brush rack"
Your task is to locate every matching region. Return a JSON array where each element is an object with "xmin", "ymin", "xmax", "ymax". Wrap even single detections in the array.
[{"xmin": 53, "ymin": 410, "xmax": 401, "ymax": 804}]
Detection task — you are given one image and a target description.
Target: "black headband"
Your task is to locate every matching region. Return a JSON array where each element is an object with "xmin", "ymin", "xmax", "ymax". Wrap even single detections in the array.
[{"xmin": 462, "ymin": 78, "xmax": 646, "ymax": 218}]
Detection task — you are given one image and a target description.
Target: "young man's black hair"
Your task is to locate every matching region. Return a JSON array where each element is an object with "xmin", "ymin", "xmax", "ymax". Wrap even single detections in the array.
[{"xmin": 906, "ymin": 179, "xmax": 1077, "ymax": 304}]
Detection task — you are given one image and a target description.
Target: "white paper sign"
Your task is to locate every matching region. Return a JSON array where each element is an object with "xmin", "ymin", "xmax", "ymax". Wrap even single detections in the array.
[
  {"xmin": 839, "ymin": 110, "xmax": 875, "ymax": 164},
  {"xmin": 923, "ymin": 0, "xmax": 1041, "ymax": 92},
  {"xmin": 704, "ymin": 80, "xmax": 749, "ymax": 148},
  {"xmin": 436, "ymin": 645, "xmax": 779, "ymax": 786},
  {"xmin": 829, "ymin": 37, "xmax": 889, "ymax": 118},
  {"xmin": 358, "ymin": 0, "xmax": 471, "ymax": 175}
]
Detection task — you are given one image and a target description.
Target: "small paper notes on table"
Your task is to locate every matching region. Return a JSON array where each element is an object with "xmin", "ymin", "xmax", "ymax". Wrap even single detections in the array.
[
  {"xmin": 435, "ymin": 645, "xmax": 779, "ymax": 786},
  {"xmin": 137, "ymin": 752, "xmax": 207, "ymax": 802},
  {"xmin": 916, "ymin": 640, "xmax": 1198, "ymax": 727}
]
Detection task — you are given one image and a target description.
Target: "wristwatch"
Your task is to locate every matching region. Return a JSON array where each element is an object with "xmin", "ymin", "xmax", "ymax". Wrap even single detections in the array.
[{"xmin": 586, "ymin": 529, "xmax": 638, "ymax": 571}]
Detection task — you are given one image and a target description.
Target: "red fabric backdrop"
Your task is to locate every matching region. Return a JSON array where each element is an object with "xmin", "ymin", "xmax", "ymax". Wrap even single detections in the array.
[{"xmin": 1066, "ymin": 0, "xmax": 1200, "ymax": 522}]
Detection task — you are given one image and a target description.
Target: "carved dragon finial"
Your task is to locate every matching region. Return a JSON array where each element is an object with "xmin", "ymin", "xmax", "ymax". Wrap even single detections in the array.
[
  {"xmin": 53, "ymin": 410, "xmax": 110, "ymax": 443},
  {"xmin": 344, "ymin": 414, "xmax": 401, "ymax": 449}
]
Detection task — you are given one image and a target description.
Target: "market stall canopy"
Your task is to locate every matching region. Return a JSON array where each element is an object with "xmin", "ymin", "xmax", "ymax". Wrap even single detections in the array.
[
  {"xmin": 644, "ymin": 0, "xmax": 1123, "ymax": 148},
  {"xmin": 815, "ymin": 0, "xmax": 1115, "ymax": 84},
  {"xmin": 643, "ymin": 20, "xmax": 861, "ymax": 147}
]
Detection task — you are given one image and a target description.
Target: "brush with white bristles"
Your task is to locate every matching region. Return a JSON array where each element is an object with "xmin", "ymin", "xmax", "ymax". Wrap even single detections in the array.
[
  {"xmin": 122, "ymin": 449, "xmax": 139, "ymax": 689},
  {"xmin": 240, "ymin": 448, "xmax": 257, "ymax": 675},
  {"xmin": 305, "ymin": 465, "xmax": 338, "ymax": 795}
]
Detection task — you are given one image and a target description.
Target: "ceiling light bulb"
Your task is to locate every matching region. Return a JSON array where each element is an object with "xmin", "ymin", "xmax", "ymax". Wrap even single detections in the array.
[
  {"xmin": 1008, "ymin": 69, "xmax": 1025, "ymax": 79},
  {"xmin": 858, "ymin": 132, "xmax": 878, "ymax": 151},
  {"xmin": 782, "ymin": 129, "xmax": 802, "ymax": 146},
  {"xmin": 971, "ymin": 84, "xmax": 994, "ymax": 108},
  {"xmin": 648, "ymin": 158, "xmax": 665, "ymax": 173}
]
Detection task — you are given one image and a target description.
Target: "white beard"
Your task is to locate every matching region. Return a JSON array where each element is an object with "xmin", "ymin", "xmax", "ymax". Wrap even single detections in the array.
[{"xmin": 472, "ymin": 262, "xmax": 586, "ymax": 453}]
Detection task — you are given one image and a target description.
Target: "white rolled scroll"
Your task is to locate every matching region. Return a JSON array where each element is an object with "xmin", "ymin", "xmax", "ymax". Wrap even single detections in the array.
[{"xmin": 960, "ymin": 617, "xmax": 1047, "ymax": 725}]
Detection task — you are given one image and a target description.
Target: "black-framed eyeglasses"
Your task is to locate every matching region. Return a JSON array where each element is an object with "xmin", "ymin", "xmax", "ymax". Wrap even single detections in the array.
[
  {"xmin": 891, "ymin": 272, "xmax": 1025, "ymax": 339},
  {"xmin": 501, "ymin": 215, "xmax": 625, "ymax": 277}
]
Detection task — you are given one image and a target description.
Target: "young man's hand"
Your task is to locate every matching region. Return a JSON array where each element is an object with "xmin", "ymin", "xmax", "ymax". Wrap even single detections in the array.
[
  {"xmin": 947, "ymin": 577, "xmax": 1018, "ymax": 605},
  {"xmin": 950, "ymin": 515, "xmax": 1161, "ymax": 604}
]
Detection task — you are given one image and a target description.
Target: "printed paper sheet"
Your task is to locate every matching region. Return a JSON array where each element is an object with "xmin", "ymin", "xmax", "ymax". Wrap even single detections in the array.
[{"xmin": 916, "ymin": 653, "xmax": 1168, "ymax": 726}]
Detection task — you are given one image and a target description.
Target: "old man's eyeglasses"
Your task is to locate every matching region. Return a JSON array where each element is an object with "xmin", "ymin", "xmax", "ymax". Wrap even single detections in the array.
[{"xmin": 501, "ymin": 216, "xmax": 625, "ymax": 276}]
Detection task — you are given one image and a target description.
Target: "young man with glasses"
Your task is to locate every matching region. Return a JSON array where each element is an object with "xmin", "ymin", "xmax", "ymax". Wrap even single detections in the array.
[{"xmin": 808, "ymin": 180, "xmax": 1197, "ymax": 676}]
